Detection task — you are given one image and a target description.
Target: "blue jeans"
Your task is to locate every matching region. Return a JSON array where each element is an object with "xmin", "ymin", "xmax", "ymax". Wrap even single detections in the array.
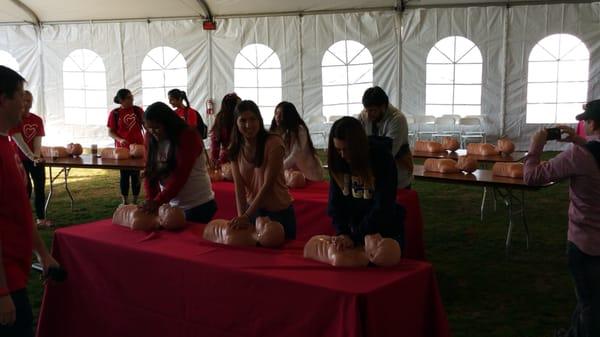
[
  {"xmin": 567, "ymin": 241, "xmax": 600, "ymax": 337},
  {"xmin": 255, "ymin": 205, "xmax": 297, "ymax": 240},
  {"xmin": 185, "ymin": 199, "xmax": 217, "ymax": 224}
]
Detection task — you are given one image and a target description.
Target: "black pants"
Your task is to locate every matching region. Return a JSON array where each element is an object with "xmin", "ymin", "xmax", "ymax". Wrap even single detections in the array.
[
  {"xmin": 185, "ymin": 199, "xmax": 218, "ymax": 224},
  {"xmin": 119, "ymin": 170, "xmax": 140, "ymax": 197},
  {"xmin": 567, "ymin": 241, "xmax": 600, "ymax": 337},
  {"xmin": 0, "ymin": 289, "xmax": 33, "ymax": 337},
  {"xmin": 256, "ymin": 205, "xmax": 297, "ymax": 240},
  {"xmin": 22, "ymin": 159, "xmax": 46, "ymax": 220}
]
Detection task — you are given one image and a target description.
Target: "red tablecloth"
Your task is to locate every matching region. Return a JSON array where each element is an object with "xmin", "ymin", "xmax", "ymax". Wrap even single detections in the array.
[
  {"xmin": 212, "ymin": 181, "xmax": 425, "ymax": 260},
  {"xmin": 37, "ymin": 220, "xmax": 450, "ymax": 337}
]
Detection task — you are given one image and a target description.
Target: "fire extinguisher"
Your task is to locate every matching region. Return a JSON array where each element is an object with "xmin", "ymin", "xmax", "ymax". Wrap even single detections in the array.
[{"xmin": 206, "ymin": 99, "xmax": 214, "ymax": 115}]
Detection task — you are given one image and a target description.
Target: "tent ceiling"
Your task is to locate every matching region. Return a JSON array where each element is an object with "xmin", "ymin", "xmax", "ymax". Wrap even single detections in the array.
[{"xmin": 0, "ymin": 0, "xmax": 593, "ymax": 23}]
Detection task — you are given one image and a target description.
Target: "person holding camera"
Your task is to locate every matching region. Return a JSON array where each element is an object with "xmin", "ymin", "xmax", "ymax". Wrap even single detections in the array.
[{"xmin": 524, "ymin": 99, "xmax": 600, "ymax": 337}]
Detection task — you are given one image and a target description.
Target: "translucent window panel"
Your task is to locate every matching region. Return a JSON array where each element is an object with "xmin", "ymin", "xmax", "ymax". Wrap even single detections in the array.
[
  {"xmin": 559, "ymin": 35, "xmax": 588, "ymax": 60},
  {"xmin": 427, "ymin": 47, "xmax": 451, "ymax": 64},
  {"xmin": 322, "ymin": 66, "xmax": 349, "ymax": 86},
  {"xmin": 142, "ymin": 70, "xmax": 166, "ymax": 88},
  {"xmin": 556, "ymin": 103, "xmax": 583, "ymax": 124},
  {"xmin": 562, "ymin": 43, "xmax": 589, "ymax": 61},
  {"xmin": 63, "ymin": 72, "xmax": 85, "ymax": 89},
  {"xmin": 538, "ymin": 35, "xmax": 561, "ymax": 59},
  {"xmin": 0, "ymin": 50, "xmax": 19, "ymax": 72},
  {"xmin": 426, "ymin": 85, "xmax": 453, "ymax": 105},
  {"xmin": 346, "ymin": 40, "xmax": 366, "ymax": 60},
  {"xmin": 529, "ymin": 45, "xmax": 556, "ymax": 62},
  {"xmin": 257, "ymin": 88, "xmax": 281, "ymax": 108},
  {"xmin": 351, "ymin": 47, "xmax": 373, "ymax": 65},
  {"xmin": 84, "ymin": 72, "xmax": 106, "ymax": 90},
  {"xmin": 348, "ymin": 83, "xmax": 371, "ymax": 103},
  {"xmin": 86, "ymin": 108, "xmax": 108, "ymax": 126},
  {"xmin": 255, "ymin": 45, "xmax": 275, "ymax": 67},
  {"xmin": 86, "ymin": 55, "xmax": 105, "ymax": 72},
  {"xmin": 458, "ymin": 46, "xmax": 483, "ymax": 64},
  {"xmin": 348, "ymin": 103, "xmax": 364, "ymax": 116},
  {"xmin": 322, "ymin": 51, "xmax": 344, "ymax": 66},
  {"xmin": 329, "ymin": 41, "xmax": 350, "ymax": 63},
  {"xmin": 528, "ymin": 61, "xmax": 558, "ymax": 83},
  {"xmin": 64, "ymin": 107, "xmax": 86, "ymax": 125},
  {"xmin": 557, "ymin": 82, "xmax": 587, "ymax": 103},
  {"xmin": 323, "ymin": 85, "xmax": 348, "ymax": 105},
  {"xmin": 454, "ymin": 37, "xmax": 477, "ymax": 62},
  {"xmin": 434, "ymin": 37, "xmax": 456, "ymax": 60},
  {"xmin": 322, "ymin": 105, "xmax": 349, "ymax": 120},
  {"xmin": 64, "ymin": 90, "xmax": 86, "ymax": 107},
  {"xmin": 234, "ymin": 88, "xmax": 258, "ymax": 103},
  {"xmin": 454, "ymin": 64, "xmax": 482, "ymax": 84},
  {"xmin": 234, "ymin": 54, "xmax": 255, "ymax": 69},
  {"xmin": 164, "ymin": 68, "xmax": 187, "ymax": 87},
  {"xmin": 62, "ymin": 56, "xmax": 80, "ymax": 72},
  {"xmin": 426, "ymin": 64, "xmax": 454, "ymax": 84},
  {"xmin": 526, "ymin": 103, "xmax": 556, "ymax": 123},
  {"xmin": 558, "ymin": 60, "xmax": 589, "ymax": 82},
  {"xmin": 426, "ymin": 104, "xmax": 452, "ymax": 118},
  {"xmin": 527, "ymin": 82, "xmax": 557, "ymax": 104},
  {"xmin": 454, "ymin": 85, "xmax": 481, "ymax": 105},
  {"xmin": 347, "ymin": 64, "xmax": 373, "ymax": 84},
  {"xmin": 234, "ymin": 68, "xmax": 258, "ymax": 88},
  {"xmin": 85, "ymin": 91, "xmax": 107, "ymax": 108},
  {"xmin": 142, "ymin": 55, "xmax": 163, "ymax": 70},
  {"xmin": 453, "ymin": 105, "xmax": 481, "ymax": 117},
  {"xmin": 257, "ymin": 68, "xmax": 282, "ymax": 87},
  {"xmin": 259, "ymin": 106, "xmax": 276, "ymax": 123},
  {"xmin": 143, "ymin": 88, "xmax": 167, "ymax": 107}
]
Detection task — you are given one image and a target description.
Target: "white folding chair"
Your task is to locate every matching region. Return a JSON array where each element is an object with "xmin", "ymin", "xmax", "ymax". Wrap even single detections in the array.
[
  {"xmin": 308, "ymin": 115, "xmax": 329, "ymax": 149},
  {"xmin": 405, "ymin": 115, "xmax": 417, "ymax": 147},
  {"xmin": 432, "ymin": 116, "xmax": 461, "ymax": 141},
  {"xmin": 414, "ymin": 115, "xmax": 436, "ymax": 141},
  {"xmin": 459, "ymin": 117, "xmax": 486, "ymax": 148}
]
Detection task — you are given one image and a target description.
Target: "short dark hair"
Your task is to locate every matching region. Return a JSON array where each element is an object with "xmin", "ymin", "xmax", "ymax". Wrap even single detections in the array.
[
  {"xmin": 0, "ymin": 66, "xmax": 26, "ymax": 98},
  {"xmin": 113, "ymin": 88, "xmax": 132, "ymax": 104},
  {"xmin": 362, "ymin": 86, "xmax": 389, "ymax": 108}
]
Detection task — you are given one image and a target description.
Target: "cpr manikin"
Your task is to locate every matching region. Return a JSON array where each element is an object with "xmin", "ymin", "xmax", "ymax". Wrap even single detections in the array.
[
  {"xmin": 456, "ymin": 156, "xmax": 478, "ymax": 173},
  {"xmin": 441, "ymin": 137, "xmax": 460, "ymax": 152},
  {"xmin": 303, "ymin": 234, "xmax": 401, "ymax": 267},
  {"xmin": 414, "ymin": 140, "xmax": 444, "ymax": 153},
  {"xmin": 101, "ymin": 147, "xmax": 131, "ymax": 160},
  {"xmin": 112, "ymin": 204, "xmax": 186, "ymax": 231},
  {"xmin": 285, "ymin": 170, "xmax": 307, "ymax": 189},
  {"xmin": 496, "ymin": 138, "xmax": 515, "ymax": 155},
  {"xmin": 424, "ymin": 158, "xmax": 461, "ymax": 174},
  {"xmin": 41, "ymin": 146, "xmax": 69, "ymax": 158},
  {"xmin": 492, "ymin": 162, "xmax": 524, "ymax": 179},
  {"xmin": 66, "ymin": 143, "xmax": 83, "ymax": 156},
  {"xmin": 202, "ymin": 217, "xmax": 285, "ymax": 248},
  {"xmin": 467, "ymin": 143, "xmax": 499, "ymax": 156},
  {"xmin": 209, "ymin": 163, "xmax": 234, "ymax": 182},
  {"xmin": 129, "ymin": 144, "xmax": 145, "ymax": 158}
]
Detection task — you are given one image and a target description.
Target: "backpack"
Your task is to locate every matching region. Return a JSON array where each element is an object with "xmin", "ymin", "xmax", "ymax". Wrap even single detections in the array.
[{"xmin": 184, "ymin": 108, "xmax": 208, "ymax": 139}]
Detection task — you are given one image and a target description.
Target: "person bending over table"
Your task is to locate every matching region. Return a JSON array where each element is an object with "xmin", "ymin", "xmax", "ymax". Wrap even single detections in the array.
[
  {"xmin": 141, "ymin": 102, "xmax": 217, "ymax": 223},
  {"xmin": 0, "ymin": 66, "xmax": 60, "ymax": 337},
  {"xmin": 523, "ymin": 99, "xmax": 600, "ymax": 337},
  {"xmin": 228, "ymin": 100, "xmax": 297, "ymax": 239},
  {"xmin": 209, "ymin": 93, "xmax": 240, "ymax": 168},
  {"xmin": 107, "ymin": 88, "xmax": 144, "ymax": 205},
  {"xmin": 8, "ymin": 90, "xmax": 52, "ymax": 228},
  {"xmin": 269, "ymin": 101, "xmax": 323, "ymax": 181},
  {"xmin": 327, "ymin": 116, "xmax": 405, "ymax": 250}
]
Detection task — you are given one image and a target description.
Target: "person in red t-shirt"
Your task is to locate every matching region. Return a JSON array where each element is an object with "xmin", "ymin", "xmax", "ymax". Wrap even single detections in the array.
[
  {"xmin": 0, "ymin": 66, "xmax": 59, "ymax": 336},
  {"xmin": 209, "ymin": 93, "xmax": 240, "ymax": 168},
  {"xmin": 8, "ymin": 91, "xmax": 52, "ymax": 228},
  {"xmin": 168, "ymin": 89, "xmax": 203, "ymax": 128},
  {"xmin": 107, "ymin": 89, "xmax": 144, "ymax": 205}
]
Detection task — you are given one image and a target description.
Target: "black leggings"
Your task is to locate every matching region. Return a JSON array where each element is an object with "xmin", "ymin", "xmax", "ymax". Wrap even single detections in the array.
[
  {"xmin": 119, "ymin": 170, "xmax": 141, "ymax": 197},
  {"xmin": 0, "ymin": 289, "xmax": 33, "ymax": 337},
  {"xmin": 22, "ymin": 159, "xmax": 46, "ymax": 220}
]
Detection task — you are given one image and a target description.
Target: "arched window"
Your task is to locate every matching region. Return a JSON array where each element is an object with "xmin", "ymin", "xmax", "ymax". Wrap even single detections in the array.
[
  {"xmin": 63, "ymin": 49, "xmax": 107, "ymax": 125},
  {"xmin": 0, "ymin": 50, "xmax": 19, "ymax": 72},
  {"xmin": 526, "ymin": 34, "xmax": 589, "ymax": 124},
  {"xmin": 426, "ymin": 36, "xmax": 482, "ymax": 117},
  {"xmin": 321, "ymin": 40, "xmax": 373, "ymax": 121},
  {"xmin": 234, "ymin": 44, "xmax": 282, "ymax": 123},
  {"xmin": 142, "ymin": 46, "xmax": 188, "ymax": 109}
]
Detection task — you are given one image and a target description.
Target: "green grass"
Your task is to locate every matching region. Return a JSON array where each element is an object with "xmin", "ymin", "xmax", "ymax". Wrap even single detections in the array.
[{"xmin": 28, "ymin": 152, "xmax": 573, "ymax": 337}]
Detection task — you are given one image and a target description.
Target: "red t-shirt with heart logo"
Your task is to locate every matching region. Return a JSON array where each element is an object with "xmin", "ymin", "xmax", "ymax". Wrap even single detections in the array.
[
  {"xmin": 107, "ymin": 106, "xmax": 145, "ymax": 148},
  {"xmin": 8, "ymin": 112, "xmax": 45, "ymax": 161}
]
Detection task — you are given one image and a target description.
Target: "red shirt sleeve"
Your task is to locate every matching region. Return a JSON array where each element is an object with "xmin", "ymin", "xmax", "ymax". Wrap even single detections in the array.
[
  {"xmin": 185, "ymin": 108, "xmax": 198, "ymax": 127},
  {"xmin": 35, "ymin": 114, "xmax": 45, "ymax": 137},
  {"xmin": 210, "ymin": 128, "xmax": 219, "ymax": 162},
  {"xmin": 153, "ymin": 128, "xmax": 202, "ymax": 205}
]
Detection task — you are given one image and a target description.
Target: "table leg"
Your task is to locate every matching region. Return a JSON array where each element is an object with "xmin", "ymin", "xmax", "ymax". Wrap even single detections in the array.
[
  {"xmin": 44, "ymin": 166, "xmax": 54, "ymax": 216},
  {"xmin": 522, "ymin": 190, "xmax": 529, "ymax": 249},
  {"xmin": 64, "ymin": 167, "xmax": 74, "ymax": 210},
  {"xmin": 496, "ymin": 188, "xmax": 529, "ymax": 252},
  {"xmin": 480, "ymin": 187, "xmax": 487, "ymax": 222}
]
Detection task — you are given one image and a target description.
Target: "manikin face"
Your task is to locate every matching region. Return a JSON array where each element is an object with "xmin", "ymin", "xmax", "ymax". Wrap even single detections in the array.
[
  {"xmin": 365, "ymin": 104, "xmax": 386, "ymax": 122},
  {"xmin": 333, "ymin": 138, "xmax": 349, "ymax": 164},
  {"xmin": 237, "ymin": 110, "xmax": 260, "ymax": 140},
  {"xmin": 145, "ymin": 119, "xmax": 166, "ymax": 141},
  {"xmin": 0, "ymin": 82, "xmax": 25, "ymax": 128}
]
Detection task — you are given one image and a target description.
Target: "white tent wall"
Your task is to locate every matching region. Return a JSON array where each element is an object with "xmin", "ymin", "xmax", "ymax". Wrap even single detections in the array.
[
  {"xmin": 505, "ymin": 2, "xmax": 600, "ymax": 150},
  {"xmin": 211, "ymin": 16, "xmax": 302, "ymax": 126},
  {"xmin": 0, "ymin": 25, "xmax": 42, "ymax": 118},
  {"xmin": 301, "ymin": 11, "xmax": 401, "ymax": 148},
  {"xmin": 40, "ymin": 20, "xmax": 209, "ymax": 146},
  {"xmin": 401, "ymin": 7, "xmax": 506, "ymax": 140}
]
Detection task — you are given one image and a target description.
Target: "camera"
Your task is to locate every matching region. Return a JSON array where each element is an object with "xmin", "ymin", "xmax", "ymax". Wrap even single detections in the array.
[{"xmin": 546, "ymin": 127, "xmax": 562, "ymax": 141}]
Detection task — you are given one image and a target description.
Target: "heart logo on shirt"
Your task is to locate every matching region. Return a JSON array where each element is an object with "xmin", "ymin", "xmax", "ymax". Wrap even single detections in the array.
[
  {"xmin": 23, "ymin": 124, "xmax": 37, "ymax": 142},
  {"xmin": 123, "ymin": 114, "xmax": 137, "ymax": 130}
]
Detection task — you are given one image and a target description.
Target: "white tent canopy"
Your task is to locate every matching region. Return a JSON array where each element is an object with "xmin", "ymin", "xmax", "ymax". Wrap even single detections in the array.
[{"xmin": 0, "ymin": 0, "xmax": 598, "ymax": 148}]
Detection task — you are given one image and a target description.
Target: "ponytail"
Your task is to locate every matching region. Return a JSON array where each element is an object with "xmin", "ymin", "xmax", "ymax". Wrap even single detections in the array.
[
  {"xmin": 182, "ymin": 91, "xmax": 190, "ymax": 108},
  {"xmin": 168, "ymin": 88, "xmax": 189, "ymax": 108}
]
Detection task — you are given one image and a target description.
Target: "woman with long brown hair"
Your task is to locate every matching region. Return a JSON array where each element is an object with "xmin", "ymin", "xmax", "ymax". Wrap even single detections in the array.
[
  {"xmin": 327, "ymin": 116, "xmax": 404, "ymax": 249},
  {"xmin": 209, "ymin": 93, "xmax": 240, "ymax": 167}
]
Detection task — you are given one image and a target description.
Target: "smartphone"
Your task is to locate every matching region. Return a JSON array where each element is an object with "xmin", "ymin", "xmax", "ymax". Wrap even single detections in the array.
[{"xmin": 546, "ymin": 127, "xmax": 562, "ymax": 141}]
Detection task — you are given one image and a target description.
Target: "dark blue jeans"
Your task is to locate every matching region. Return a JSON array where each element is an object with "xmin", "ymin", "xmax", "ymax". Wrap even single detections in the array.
[
  {"xmin": 0, "ymin": 289, "xmax": 33, "ymax": 337},
  {"xmin": 255, "ymin": 205, "xmax": 297, "ymax": 240},
  {"xmin": 567, "ymin": 241, "xmax": 600, "ymax": 337},
  {"xmin": 185, "ymin": 199, "xmax": 218, "ymax": 224}
]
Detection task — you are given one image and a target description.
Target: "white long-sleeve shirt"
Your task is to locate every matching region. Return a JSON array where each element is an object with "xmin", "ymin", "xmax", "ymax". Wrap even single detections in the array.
[{"xmin": 283, "ymin": 125, "xmax": 324, "ymax": 181}]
